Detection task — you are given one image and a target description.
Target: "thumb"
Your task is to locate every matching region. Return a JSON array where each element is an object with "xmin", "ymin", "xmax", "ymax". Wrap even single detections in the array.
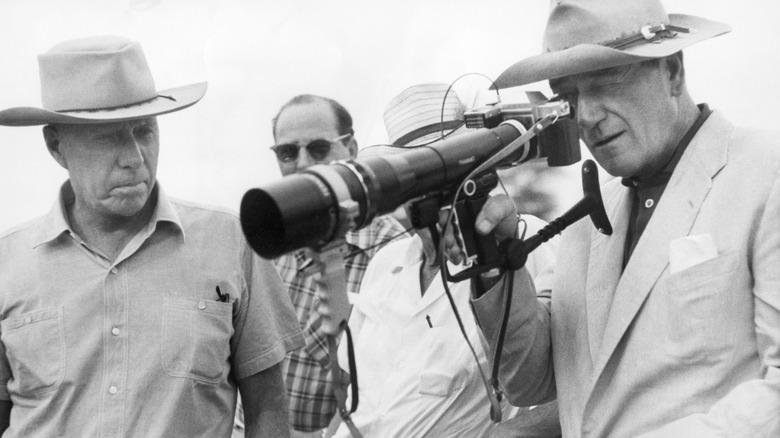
[{"xmin": 475, "ymin": 194, "xmax": 517, "ymax": 241}]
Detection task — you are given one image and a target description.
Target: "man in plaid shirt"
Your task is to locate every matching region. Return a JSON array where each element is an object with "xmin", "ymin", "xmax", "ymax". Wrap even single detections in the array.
[{"xmin": 269, "ymin": 95, "xmax": 407, "ymax": 436}]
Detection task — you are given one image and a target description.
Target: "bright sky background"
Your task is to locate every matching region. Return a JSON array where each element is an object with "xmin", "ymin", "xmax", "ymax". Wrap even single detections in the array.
[{"xmin": 1, "ymin": 0, "xmax": 779, "ymax": 231}]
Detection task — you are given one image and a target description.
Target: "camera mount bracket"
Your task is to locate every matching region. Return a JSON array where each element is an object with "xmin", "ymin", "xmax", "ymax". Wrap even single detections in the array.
[
  {"xmin": 301, "ymin": 239, "xmax": 364, "ymax": 438},
  {"xmin": 447, "ymin": 159, "xmax": 612, "ymax": 284}
]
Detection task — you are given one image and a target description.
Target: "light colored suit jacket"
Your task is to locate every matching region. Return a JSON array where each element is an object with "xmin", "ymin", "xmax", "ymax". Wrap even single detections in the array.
[{"xmin": 473, "ymin": 111, "xmax": 780, "ymax": 437}]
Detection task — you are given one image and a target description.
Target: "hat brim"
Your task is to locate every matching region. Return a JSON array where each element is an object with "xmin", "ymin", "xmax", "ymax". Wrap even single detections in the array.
[
  {"xmin": 494, "ymin": 14, "xmax": 731, "ymax": 89},
  {"xmin": 404, "ymin": 124, "xmax": 469, "ymax": 147},
  {"xmin": 358, "ymin": 144, "xmax": 409, "ymax": 159},
  {"xmin": 0, "ymin": 81, "xmax": 208, "ymax": 126}
]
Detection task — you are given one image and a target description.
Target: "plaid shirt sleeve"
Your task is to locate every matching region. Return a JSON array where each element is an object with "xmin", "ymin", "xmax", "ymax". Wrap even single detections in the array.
[{"xmin": 280, "ymin": 215, "xmax": 408, "ymax": 431}]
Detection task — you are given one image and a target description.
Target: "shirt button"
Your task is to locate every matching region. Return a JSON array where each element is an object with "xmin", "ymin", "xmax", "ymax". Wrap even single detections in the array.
[
  {"xmin": 110, "ymin": 267, "xmax": 118, "ymax": 274},
  {"xmin": 644, "ymin": 199, "xmax": 654, "ymax": 208},
  {"xmin": 198, "ymin": 301, "xmax": 206, "ymax": 310},
  {"xmin": 111, "ymin": 327, "xmax": 120, "ymax": 336},
  {"xmin": 398, "ymin": 361, "xmax": 406, "ymax": 368},
  {"xmin": 109, "ymin": 386, "xmax": 118, "ymax": 394}
]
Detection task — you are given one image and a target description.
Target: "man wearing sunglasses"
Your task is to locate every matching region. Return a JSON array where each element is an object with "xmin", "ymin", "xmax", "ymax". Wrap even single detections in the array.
[
  {"xmin": 271, "ymin": 132, "xmax": 353, "ymax": 173},
  {"xmin": 263, "ymin": 94, "xmax": 408, "ymax": 437}
]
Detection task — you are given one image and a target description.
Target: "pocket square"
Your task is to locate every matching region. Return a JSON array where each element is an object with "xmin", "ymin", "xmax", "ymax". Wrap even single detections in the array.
[{"xmin": 669, "ymin": 234, "xmax": 718, "ymax": 274}]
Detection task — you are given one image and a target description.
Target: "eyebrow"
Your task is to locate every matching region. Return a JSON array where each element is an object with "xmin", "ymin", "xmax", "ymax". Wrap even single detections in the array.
[
  {"xmin": 550, "ymin": 63, "xmax": 637, "ymax": 93},
  {"xmin": 592, "ymin": 64, "xmax": 635, "ymax": 83}
]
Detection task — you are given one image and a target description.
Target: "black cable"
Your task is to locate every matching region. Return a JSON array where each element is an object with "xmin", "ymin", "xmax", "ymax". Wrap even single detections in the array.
[
  {"xmin": 344, "ymin": 325, "xmax": 359, "ymax": 414},
  {"xmin": 491, "ymin": 268, "xmax": 513, "ymax": 401},
  {"xmin": 342, "ymin": 224, "xmax": 415, "ymax": 260},
  {"xmin": 440, "ymin": 72, "xmax": 502, "ymax": 139}
]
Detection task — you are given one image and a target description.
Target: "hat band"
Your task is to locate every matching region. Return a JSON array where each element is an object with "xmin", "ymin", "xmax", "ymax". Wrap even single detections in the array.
[
  {"xmin": 602, "ymin": 24, "xmax": 694, "ymax": 51},
  {"xmin": 57, "ymin": 94, "xmax": 176, "ymax": 114},
  {"xmin": 394, "ymin": 120, "xmax": 463, "ymax": 146}
]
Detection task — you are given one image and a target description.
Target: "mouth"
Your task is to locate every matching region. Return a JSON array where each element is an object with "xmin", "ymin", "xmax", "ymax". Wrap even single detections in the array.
[
  {"xmin": 592, "ymin": 132, "xmax": 623, "ymax": 148},
  {"xmin": 110, "ymin": 181, "xmax": 147, "ymax": 194}
]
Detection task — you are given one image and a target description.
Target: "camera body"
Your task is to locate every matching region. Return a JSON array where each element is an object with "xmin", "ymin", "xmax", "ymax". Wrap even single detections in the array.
[{"xmin": 464, "ymin": 100, "xmax": 580, "ymax": 167}]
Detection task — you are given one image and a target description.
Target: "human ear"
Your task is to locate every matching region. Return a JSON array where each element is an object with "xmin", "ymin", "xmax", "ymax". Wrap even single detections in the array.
[
  {"xmin": 43, "ymin": 125, "xmax": 68, "ymax": 169},
  {"xmin": 347, "ymin": 136, "xmax": 358, "ymax": 159},
  {"xmin": 666, "ymin": 52, "xmax": 686, "ymax": 97}
]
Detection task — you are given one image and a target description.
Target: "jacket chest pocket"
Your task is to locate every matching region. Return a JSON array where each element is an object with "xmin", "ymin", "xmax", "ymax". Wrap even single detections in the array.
[
  {"xmin": 663, "ymin": 250, "xmax": 748, "ymax": 362},
  {"xmin": 162, "ymin": 297, "xmax": 234, "ymax": 383},
  {"xmin": 1, "ymin": 307, "xmax": 65, "ymax": 396}
]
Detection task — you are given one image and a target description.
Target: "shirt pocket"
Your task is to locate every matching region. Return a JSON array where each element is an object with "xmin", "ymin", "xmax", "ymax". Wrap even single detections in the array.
[
  {"xmin": 162, "ymin": 297, "xmax": 234, "ymax": 384},
  {"xmin": 418, "ymin": 325, "xmax": 473, "ymax": 397},
  {"xmin": 1, "ymin": 307, "xmax": 65, "ymax": 396}
]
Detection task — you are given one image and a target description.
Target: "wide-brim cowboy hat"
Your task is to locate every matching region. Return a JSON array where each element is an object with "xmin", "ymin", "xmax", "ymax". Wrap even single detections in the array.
[
  {"xmin": 494, "ymin": 0, "xmax": 731, "ymax": 89},
  {"xmin": 0, "ymin": 35, "xmax": 207, "ymax": 126}
]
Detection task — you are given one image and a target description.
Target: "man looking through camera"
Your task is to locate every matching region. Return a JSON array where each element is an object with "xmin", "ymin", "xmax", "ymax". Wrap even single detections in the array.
[{"xmin": 451, "ymin": 1, "xmax": 780, "ymax": 437}]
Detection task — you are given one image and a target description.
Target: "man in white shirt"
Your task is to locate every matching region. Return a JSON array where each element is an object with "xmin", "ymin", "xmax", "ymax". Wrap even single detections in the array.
[{"xmin": 331, "ymin": 83, "xmax": 559, "ymax": 437}]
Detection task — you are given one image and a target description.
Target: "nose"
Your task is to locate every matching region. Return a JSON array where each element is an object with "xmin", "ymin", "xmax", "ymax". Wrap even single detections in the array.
[
  {"xmin": 294, "ymin": 148, "xmax": 316, "ymax": 171},
  {"xmin": 117, "ymin": 135, "xmax": 145, "ymax": 169},
  {"xmin": 575, "ymin": 92, "xmax": 606, "ymax": 132}
]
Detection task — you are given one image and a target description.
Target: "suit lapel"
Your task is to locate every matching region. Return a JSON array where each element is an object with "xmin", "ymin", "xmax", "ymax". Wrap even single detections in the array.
[
  {"xmin": 585, "ymin": 181, "xmax": 631, "ymax": 364},
  {"xmin": 588, "ymin": 112, "xmax": 732, "ymax": 387}
]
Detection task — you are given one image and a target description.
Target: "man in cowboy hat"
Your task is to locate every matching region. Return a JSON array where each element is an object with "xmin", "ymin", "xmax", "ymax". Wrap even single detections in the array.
[
  {"xmin": 324, "ymin": 83, "xmax": 560, "ymax": 437},
  {"xmin": 260, "ymin": 94, "xmax": 407, "ymax": 437},
  {"xmin": 0, "ymin": 35, "xmax": 304, "ymax": 437},
  {"xmin": 449, "ymin": 0, "xmax": 780, "ymax": 437}
]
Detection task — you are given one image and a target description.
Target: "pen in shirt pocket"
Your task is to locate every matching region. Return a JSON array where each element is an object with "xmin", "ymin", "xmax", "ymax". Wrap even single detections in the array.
[{"xmin": 215, "ymin": 285, "xmax": 230, "ymax": 303}]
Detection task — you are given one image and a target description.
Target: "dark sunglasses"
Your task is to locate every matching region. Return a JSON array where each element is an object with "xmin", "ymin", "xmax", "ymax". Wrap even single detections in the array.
[{"xmin": 270, "ymin": 133, "xmax": 352, "ymax": 163}]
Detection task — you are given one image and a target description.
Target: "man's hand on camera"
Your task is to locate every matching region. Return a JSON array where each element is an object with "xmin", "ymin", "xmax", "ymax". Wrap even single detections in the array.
[{"xmin": 443, "ymin": 193, "xmax": 518, "ymax": 265}]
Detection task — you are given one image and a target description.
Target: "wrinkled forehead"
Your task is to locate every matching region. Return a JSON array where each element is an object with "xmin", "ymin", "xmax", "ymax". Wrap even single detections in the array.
[
  {"xmin": 55, "ymin": 116, "xmax": 158, "ymax": 137},
  {"xmin": 549, "ymin": 63, "xmax": 640, "ymax": 94}
]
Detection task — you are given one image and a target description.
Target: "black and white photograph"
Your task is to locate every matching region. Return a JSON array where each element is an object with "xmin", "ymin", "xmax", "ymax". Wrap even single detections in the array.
[{"xmin": 0, "ymin": 0, "xmax": 777, "ymax": 437}]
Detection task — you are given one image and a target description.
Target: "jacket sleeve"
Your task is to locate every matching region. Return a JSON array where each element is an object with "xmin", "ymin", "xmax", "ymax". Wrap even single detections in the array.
[{"xmin": 471, "ymin": 267, "xmax": 556, "ymax": 407}]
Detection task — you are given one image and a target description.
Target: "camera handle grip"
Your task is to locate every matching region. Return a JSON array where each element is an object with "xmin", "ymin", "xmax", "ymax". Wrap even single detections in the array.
[
  {"xmin": 445, "ymin": 172, "xmax": 503, "ymax": 282},
  {"xmin": 304, "ymin": 239, "xmax": 352, "ymax": 337},
  {"xmin": 303, "ymin": 240, "xmax": 364, "ymax": 438}
]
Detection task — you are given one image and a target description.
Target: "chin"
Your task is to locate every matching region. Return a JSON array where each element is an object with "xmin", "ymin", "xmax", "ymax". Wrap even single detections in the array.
[
  {"xmin": 591, "ymin": 157, "xmax": 619, "ymax": 177},
  {"xmin": 109, "ymin": 197, "xmax": 150, "ymax": 218},
  {"xmin": 593, "ymin": 154, "xmax": 638, "ymax": 178}
]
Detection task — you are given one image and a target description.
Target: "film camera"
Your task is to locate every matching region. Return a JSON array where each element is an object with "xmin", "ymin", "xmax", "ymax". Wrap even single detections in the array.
[
  {"xmin": 240, "ymin": 95, "xmax": 586, "ymax": 273},
  {"xmin": 464, "ymin": 99, "xmax": 580, "ymax": 167}
]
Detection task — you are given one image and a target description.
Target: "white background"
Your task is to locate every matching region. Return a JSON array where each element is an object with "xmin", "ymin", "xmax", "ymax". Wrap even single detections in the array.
[{"xmin": 1, "ymin": 0, "xmax": 778, "ymax": 231}]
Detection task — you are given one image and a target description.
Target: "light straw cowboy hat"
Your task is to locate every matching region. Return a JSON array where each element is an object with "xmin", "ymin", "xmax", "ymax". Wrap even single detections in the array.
[
  {"xmin": 494, "ymin": 0, "xmax": 731, "ymax": 89},
  {"xmin": 0, "ymin": 35, "xmax": 207, "ymax": 126},
  {"xmin": 381, "ymin": 83, "xmax": 466, "ymax": 148}
]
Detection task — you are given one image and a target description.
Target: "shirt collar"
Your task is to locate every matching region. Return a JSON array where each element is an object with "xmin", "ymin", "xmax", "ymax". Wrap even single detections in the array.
[
  {"xmin": 33, "ymin": 181, "xmax": 184, "ymax": 248},
  {"xmin": 344, "ymin": 229, "xmax": 369, "ymax": 249},
  {"xmin": 622, "ymin": 103, "xmax": 712, "ymax": 189},
  {"xmin": 150, "ymin": 184, "xmax": 185, "ymax": 239}
]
